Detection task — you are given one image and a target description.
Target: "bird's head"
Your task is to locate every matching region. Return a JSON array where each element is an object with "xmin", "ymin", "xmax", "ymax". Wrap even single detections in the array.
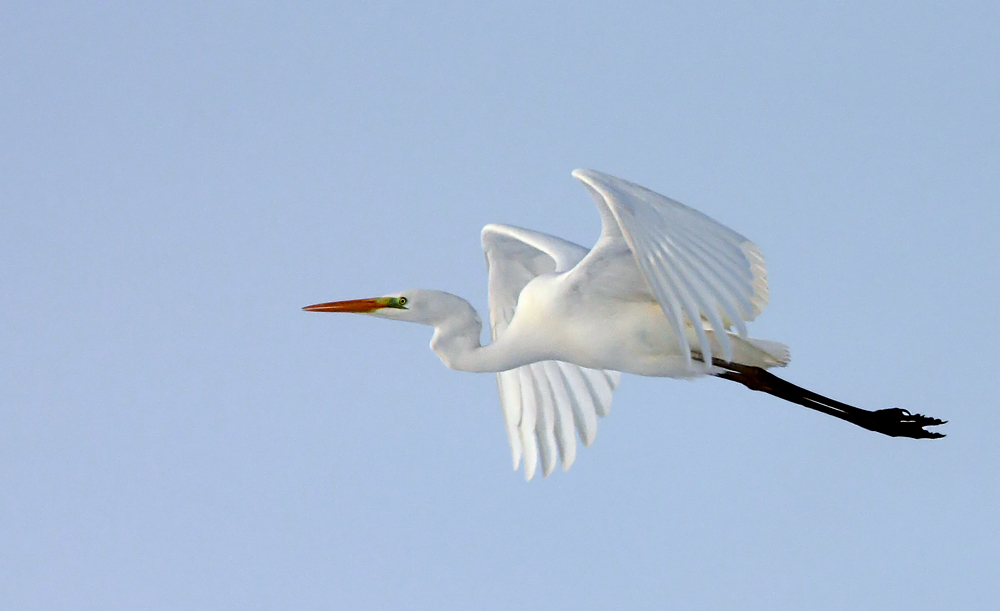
[{"xmin": 302, "ymin": 288, "xmax": 478, "ymax": 328}]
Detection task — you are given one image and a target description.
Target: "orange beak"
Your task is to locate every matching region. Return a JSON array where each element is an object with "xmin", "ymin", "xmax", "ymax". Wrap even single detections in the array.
[{"xmin": 302, "ymin": 297, "xmax": 387, "ymax": 313}]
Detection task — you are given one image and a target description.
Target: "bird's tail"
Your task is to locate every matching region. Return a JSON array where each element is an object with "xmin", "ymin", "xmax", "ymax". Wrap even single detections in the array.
[{"xmin": 745, "ymin": 338, "xmax": 791, "ymax": 367}]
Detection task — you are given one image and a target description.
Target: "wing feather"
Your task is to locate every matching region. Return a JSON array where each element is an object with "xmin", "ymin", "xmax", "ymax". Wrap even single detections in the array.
[
  {"xmin": 542, "ymin": 362, "xmax": 578, "ymax": 471},
  {"xmin": 667, "ymin": 227, "xmax": 753, "ymax": 335},
  {"xmin": 531, "ymin": 363, "xmax": 559, "ymax": 478},
  {"xmin": 571, "ymin": 169, "xmax": 769, "ymax": 370},
  {"xmin": 482, "ymin": 224, "xmax": 622, "ymax": 479},
  {"xmin": 496, "ymin": 369, "xmax": 522, "ymax": 470},
  {"xmin": 626, "ymin": 233, "xmax": 697, "ymax": 368},
  {"xmin": 579, "ymin": 366, "xmax": 614, "ymax": 418},
  {"xmin": 517, "ymin": 367, "xmax": 538, "ymax": 481},
  {"xmin": 649, "ymin": 232, "xmax": 738, "ymax": 362},
  {"xmin": 644, "ymin": 235, "xmax": 720, "ymax": 367},
  {"xmin": 554, "ymin": 362, "xmax": 598, "ymax": 446}
]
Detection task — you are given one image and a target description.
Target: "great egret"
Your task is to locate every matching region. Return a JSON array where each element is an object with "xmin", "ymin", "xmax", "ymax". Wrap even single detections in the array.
[{"xmin": 305, "ymin": 169, "xmax": 944, "ymax": 480}]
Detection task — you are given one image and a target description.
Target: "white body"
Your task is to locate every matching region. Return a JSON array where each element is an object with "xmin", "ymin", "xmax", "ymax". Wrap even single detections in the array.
[{"xmin": 496, "ymin": 271, "xmax": 786, "ymax": 377}]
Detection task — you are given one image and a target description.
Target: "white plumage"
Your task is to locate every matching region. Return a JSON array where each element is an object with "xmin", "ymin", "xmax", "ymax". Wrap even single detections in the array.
[{"xmin": 305, "ymin": 169, "xmax": 943, "ymax": 480}]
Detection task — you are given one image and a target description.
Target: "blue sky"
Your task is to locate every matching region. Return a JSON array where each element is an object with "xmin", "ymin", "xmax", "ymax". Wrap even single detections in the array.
[{"xmin": 3, "ymin": 2, "xmax": 998, "ymax": 609}]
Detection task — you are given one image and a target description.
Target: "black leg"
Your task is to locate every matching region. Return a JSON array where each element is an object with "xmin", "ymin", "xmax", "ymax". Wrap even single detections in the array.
[{"xmin": 708, "ymin": 358, "xmax": 946, "ymax": 439}]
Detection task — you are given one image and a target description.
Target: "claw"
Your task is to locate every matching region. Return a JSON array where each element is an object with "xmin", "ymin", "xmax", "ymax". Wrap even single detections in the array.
[{"xmin": 870, "ymin": 408, "xmax": 946, "ymax": 439}]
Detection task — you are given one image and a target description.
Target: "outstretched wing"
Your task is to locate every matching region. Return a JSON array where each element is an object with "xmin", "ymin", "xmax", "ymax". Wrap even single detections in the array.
[
  {"xmin": 571, "ymin": 169, "xmax": 769, "ymax": 370},
  {"xmin": 481, "ymin": 224, "xmax": 622, "ymax": 481}
]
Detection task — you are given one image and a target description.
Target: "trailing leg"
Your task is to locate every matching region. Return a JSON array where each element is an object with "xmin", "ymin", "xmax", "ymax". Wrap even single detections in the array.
[{"xmin": 709, "ymin": 358, "xmax": 945, "ymax": 439}]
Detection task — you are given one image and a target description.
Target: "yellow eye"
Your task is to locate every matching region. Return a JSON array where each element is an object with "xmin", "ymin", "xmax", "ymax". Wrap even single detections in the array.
[{"xmin": 398, "ymin": 296, "xmax": 408, "ymax": 306}]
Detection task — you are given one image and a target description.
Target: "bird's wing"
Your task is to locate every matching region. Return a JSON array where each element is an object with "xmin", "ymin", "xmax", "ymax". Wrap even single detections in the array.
[
  {"xmin": 482, "ymin": 224, "xmax": 622, "ymax": 480},
  {"xmin": 571, "ymin": 169, "xmax": 769, "ymax": 370}
]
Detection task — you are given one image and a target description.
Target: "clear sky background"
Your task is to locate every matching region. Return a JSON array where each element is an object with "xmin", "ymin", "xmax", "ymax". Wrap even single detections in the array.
[{"xmin": 3, "ymin": 2, "xmax": 998, "ymax": 609}]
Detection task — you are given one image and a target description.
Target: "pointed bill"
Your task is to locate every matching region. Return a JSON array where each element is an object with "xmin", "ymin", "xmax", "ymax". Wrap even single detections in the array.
[{"xmin": 302, "ymin": 297, "xmax": 387, "ymax": 313}]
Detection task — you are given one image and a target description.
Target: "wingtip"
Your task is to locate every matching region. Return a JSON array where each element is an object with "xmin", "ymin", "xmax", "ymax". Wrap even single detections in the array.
[
  {"xmin": 570, "ymin": 168, "xmax": 608, "ymax": 188},
  {"xmin": 561, "ymin": 454, "xmax": 575, "ymax": 472},
  {"xmin": 571, "ymin": 168, "xmax": 604, "ymax": 187},
  {"xmin": 572, "ymin": 168, "xmax": 631, "ymax": 190}
]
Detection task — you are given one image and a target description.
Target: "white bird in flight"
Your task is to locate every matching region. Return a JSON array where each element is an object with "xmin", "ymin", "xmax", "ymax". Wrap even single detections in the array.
[{"xmin": 305, "ymin": 169, "xmax": 944, "ymax": 480}]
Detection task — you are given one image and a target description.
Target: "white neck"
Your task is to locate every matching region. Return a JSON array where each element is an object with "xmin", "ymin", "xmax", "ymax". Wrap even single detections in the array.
[{"xmin": 427, "ymin": 300, "xmax": 528, "ymax": 373}]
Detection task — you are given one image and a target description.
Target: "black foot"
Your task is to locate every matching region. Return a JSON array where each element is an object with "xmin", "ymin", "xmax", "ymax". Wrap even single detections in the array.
[{"xmin": 861, "ymin": 408, "xmax": 946, "ymax": 439}]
